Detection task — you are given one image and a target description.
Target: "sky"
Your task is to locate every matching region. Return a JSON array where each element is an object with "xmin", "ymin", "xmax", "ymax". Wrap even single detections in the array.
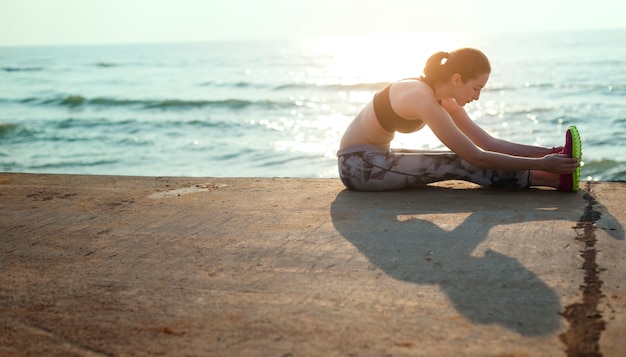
[{"xmin": 1, "ymin": 0, "xmax": 625, "ymax": 46}]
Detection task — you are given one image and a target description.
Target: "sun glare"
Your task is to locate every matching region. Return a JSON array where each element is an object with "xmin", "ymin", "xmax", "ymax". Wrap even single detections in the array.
[{"xmin": 307, "ymin": 32, "xmax": 469, "ymax": 84}]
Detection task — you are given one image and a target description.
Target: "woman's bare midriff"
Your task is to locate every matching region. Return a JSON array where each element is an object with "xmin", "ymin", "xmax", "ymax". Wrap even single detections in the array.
[{"xmin": 339, "ymin": 102, "xmax": 395, "ymax": 150}]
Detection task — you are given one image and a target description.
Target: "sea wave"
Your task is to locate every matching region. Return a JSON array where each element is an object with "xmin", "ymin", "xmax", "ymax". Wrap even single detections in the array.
[
  {"xmin": 48, "ymin": 117, "xmax": 247, "ymax": 131},
  {"xmin": 0, "ymin": 123, "xmax": 40, "ymax": 141},
  {"xmin": 12, "ymin": 95, "xmax": 293, "ymax": 111},
  {"xmin": 96, "ymin": 62, "xmax": 116, "ymax": 68},
  {"xmin": 2, "ymin": 66, "xmax": 44, "ymax": 72},
  {"xmin": 0, "ymin": 123, "xmax": 21, "ymax": 137},
  {"xmin": 273, "ymin": 82, "xmax": 390, "ymax": 91},
  {"xmin": 201, "ymin": 81, "xmax": 268, "ymax": 89},
  {"xmin": 27, "ymin": 158, "xmax": 122, "ymax": 170},
  {"xmin": 200, "ymin": 80, "xmax": 390, "ymax": 91},
  {"xmin": 0, "ymin": 116, "xmax": 253, "ymax": 146}
]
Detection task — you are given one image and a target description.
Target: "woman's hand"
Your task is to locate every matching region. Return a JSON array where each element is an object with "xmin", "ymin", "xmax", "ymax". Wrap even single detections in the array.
[
  {"xmin": 549, "ymin": 146, "xmax": 564, "ymax": 154},
  {"xmin": 540, "ymin": 154, "xmax": 580, "ymax": 174}
]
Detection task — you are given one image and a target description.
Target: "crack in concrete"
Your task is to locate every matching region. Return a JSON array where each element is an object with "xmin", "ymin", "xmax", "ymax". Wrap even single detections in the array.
[{"xmin": 559, "ymin": 181, "xmax": 606, "ymax": 357}]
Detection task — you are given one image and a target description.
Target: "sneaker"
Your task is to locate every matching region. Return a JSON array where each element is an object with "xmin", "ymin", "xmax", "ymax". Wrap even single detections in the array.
[{"xmin": 557, "ymin": 126, "xmax": 582, "ymax": 192}]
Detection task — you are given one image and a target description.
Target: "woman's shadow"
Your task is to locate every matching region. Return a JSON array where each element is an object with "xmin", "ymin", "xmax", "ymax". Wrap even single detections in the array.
[{"xmin": 330, "ymin": 185, "xmax": 623, "ymax": 336}]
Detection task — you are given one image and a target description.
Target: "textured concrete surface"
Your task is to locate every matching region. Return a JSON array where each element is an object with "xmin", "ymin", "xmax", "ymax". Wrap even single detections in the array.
[{"xmin": 0, "ymin": 173, "xmax": 624, "ymax": 356}]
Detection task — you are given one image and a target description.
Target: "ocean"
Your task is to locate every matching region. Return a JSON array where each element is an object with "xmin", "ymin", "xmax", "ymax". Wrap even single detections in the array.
[{"xmin": 1, "ymin": 29, "xmax": 625, "ymax": 180}]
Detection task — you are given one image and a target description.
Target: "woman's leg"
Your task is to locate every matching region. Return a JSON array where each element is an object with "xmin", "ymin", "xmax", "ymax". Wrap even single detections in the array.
[{"xmin": 338, "ymin": 149, "xmax": 531, "ymax": 191}]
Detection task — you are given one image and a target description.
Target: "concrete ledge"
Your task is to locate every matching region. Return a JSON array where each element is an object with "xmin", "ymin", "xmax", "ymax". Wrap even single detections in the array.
[{"xmin": 1, "ymin": 173, "xmax": 624, "ymax": 356}]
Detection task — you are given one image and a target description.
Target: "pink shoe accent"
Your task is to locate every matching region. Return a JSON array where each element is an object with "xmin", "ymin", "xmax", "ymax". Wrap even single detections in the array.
[
  {"xmin": 560, "ymin": 129, "xmax": 573, "ymax": 156},
  {"xmin": 558, "ymin": 173, "xmax": 573, "ymax": 191},
  {"xmin": 557, "ymin": 128, "xmax": 574, "ymax": 192}
]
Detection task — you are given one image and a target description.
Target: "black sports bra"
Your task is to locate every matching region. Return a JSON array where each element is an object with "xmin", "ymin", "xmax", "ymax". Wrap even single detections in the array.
[{"xmin": 372, "ymin": 78, "xmax": 438, "ymax": 133}]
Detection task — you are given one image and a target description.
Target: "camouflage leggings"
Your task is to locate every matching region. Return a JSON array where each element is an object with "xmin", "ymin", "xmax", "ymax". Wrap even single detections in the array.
[{"xmin": 337, "ymin": 145, "xmax": 531, "ymax": 191}]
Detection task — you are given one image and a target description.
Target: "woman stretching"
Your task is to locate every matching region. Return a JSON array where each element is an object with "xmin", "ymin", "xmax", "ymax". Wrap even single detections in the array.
[{"xmin": 337, "ymin": 48, "xmax": 581, "ymax": 192}]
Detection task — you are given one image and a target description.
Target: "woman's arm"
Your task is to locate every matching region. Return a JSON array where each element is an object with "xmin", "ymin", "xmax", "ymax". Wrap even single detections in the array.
[
  {"xmin": 421, "ymin": 100, "xmax": 577, "ymax": 174},
  {"xmin": 441, "ymin": 99, "xmax": 561, "ymax": 158},
  {"xmin": 388, "ymin": 81, "xmax": 577, "ymax": 174}
]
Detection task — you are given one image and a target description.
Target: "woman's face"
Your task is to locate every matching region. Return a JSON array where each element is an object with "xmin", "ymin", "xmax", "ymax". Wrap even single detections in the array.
[{"xmin": 455, "ymin": 72, "xmax": 490, "ymax": 106}]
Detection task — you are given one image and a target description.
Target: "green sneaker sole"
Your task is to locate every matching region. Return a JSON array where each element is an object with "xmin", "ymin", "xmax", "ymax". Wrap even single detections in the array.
[{"xmin": 569, "ymin": 126, "xmax": 582, "ymax": 192}]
